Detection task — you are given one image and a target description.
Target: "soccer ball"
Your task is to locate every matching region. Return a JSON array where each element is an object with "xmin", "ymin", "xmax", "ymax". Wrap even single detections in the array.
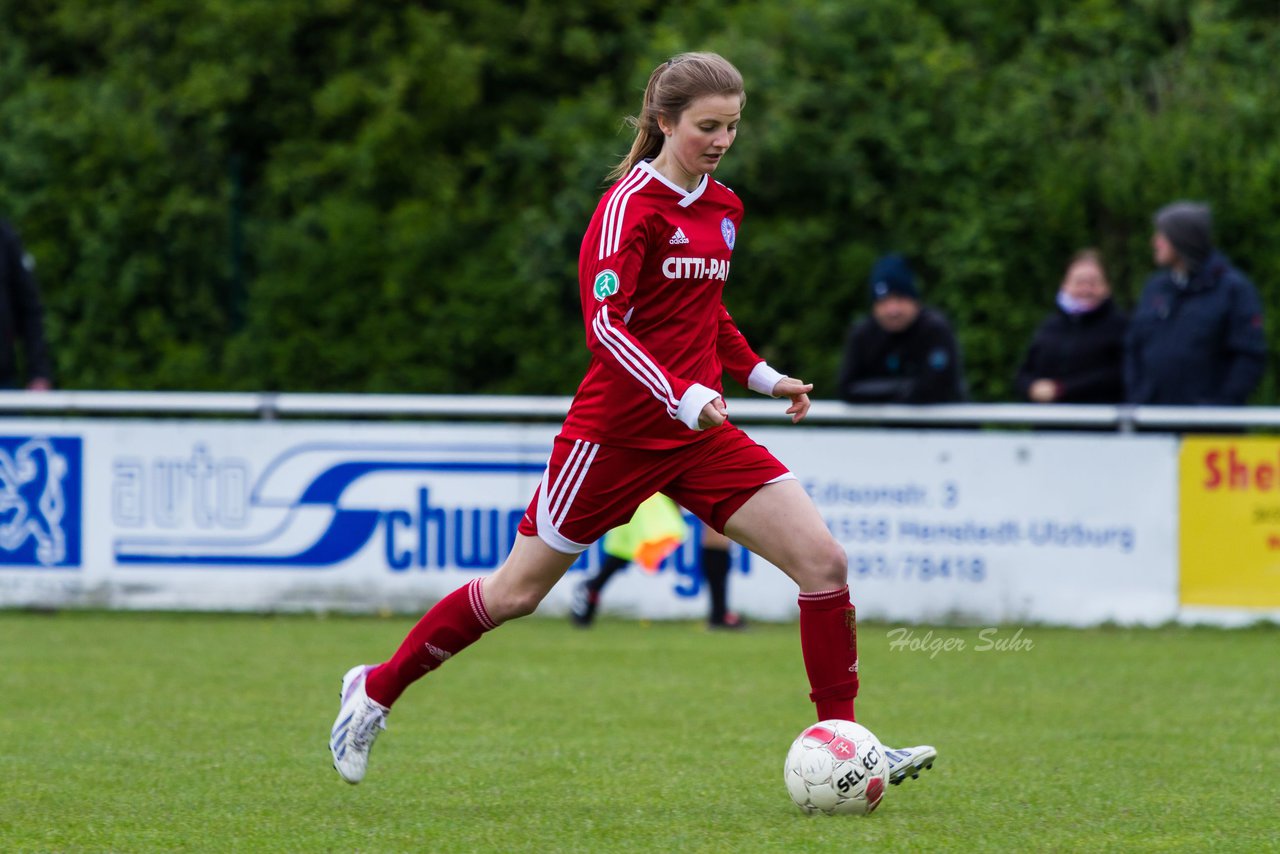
[{"xmin": 783, "ymin": 719, "xmax": 888, "ymax": 815}]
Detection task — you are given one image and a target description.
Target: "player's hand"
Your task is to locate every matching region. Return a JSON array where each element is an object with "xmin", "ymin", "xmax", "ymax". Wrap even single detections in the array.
[
  {"xmin": 698, "ymin": 397, "xmax": 728, "ymax": 430},
  {"xmin": 772, "ymin": 377, "xmax": 813, "ymax": 423},
  {"xmin": 1028, "ymin": 379, "xmax": 1059, "ymax": 403}
]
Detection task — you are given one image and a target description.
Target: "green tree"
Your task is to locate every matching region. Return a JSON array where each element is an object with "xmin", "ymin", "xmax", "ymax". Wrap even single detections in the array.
[{"xmin": 2, "ymin": 0, "xmax": 1278, "ymax": 401}]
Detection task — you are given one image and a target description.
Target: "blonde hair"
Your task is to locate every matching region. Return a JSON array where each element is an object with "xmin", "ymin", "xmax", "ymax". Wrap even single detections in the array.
[{"xmin": 606, "ymin": 52, "xmax": 745, "ymax": 183}]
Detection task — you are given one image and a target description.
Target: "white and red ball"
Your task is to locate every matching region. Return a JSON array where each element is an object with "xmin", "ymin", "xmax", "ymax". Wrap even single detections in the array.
[{"xmin": 783, "ymin": 719, "xmax": 888, "ymax": 815}]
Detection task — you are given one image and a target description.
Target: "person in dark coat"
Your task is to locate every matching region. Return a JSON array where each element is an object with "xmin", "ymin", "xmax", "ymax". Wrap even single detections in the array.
[
  {"xmin": 837, "ymin": 253, "xmax": 965, "ymax": 404},
  {"xmin": 0, "ymin": 219, "xmax": 53, "ymax": 390},
  {"xmin": 1015, "ymin": 249, "xmax": 1128, "ymax": 404},
  {"xmin": 1125, "ymin": 202, "xmax": 1266, "ymax": 405}
]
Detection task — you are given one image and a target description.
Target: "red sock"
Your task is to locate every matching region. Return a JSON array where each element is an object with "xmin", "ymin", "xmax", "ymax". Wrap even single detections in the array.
[
  {"xmin": 364, "ymin": 578, "xmax": 497, "ymax": 707},
  {"xmin": 798, "ymin": 585, "xmax": 858, "ymax": 721}
]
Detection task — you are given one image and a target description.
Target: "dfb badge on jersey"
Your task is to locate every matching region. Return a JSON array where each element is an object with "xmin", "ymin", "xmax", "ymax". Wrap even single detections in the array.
[
  {"xmin": 720, "ymin": 218, "xmax": 736, "ymax": 249},
  {"xmin": 593, "ymin": 269, "xmax": 620, "ymax": 301}
]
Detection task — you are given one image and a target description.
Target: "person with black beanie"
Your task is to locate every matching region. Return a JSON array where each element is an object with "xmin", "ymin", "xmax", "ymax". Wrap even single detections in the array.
[
  {"xmin": 1125, "ymin": 201, "xmax": 1266, "ymax": 405},
  {"xmin": 1015, "ymin": 249, "xmax": 1128, "ymax": 404},
  {"xmin": 837, "ymin": 254, "xmax": 966, "ymax": 404}
]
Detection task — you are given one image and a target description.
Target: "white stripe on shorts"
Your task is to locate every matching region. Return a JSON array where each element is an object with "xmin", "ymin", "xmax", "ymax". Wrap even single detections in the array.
[
  {"xmin": 553, "ymin": 442, "xmax": 599, "ymax": 528},
  {"xmin": 549, "ymin": 439, "xmax": 591, "ymax": 522}
]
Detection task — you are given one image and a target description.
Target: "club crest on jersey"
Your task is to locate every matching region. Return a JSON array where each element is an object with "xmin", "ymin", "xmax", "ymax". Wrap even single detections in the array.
[
  {"xmin": 593, "ymin": 269, "xmax": 620, "ymax": 301},
  {"xmin": 720, "ymin": 217, "xmax": 736, "ymax": 249}
]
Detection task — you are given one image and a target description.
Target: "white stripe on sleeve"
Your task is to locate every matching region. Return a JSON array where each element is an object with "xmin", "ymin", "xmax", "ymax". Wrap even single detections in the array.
[
  {"xmin": 598, "ymin": 169, "xmax": 650, "ymax": 260},
  {"xmin": 592, "ymin": 306, "xmax": 678, "ymax": 416}
]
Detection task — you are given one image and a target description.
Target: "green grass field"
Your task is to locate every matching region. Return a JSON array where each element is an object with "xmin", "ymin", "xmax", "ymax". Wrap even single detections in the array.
[{"xmin": 1, "ymin": 612, "xmax": 1275, "ymax": 853}]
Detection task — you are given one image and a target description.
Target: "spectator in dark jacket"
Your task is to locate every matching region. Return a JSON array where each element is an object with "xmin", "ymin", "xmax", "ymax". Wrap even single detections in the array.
[
  {"xmin": 1125, "ymin": 202, "xmax": 1265, "ymax": 405},
  {"xmin": 837, "ymin": 254, "xmax": 965, "ymax": 404},
  {"xmin": 1015, "ymin": 249, "xmax": 1127, "ymax": 404},
  {"xmin": 0, "ymin": 218, "xmax": 53, "ymax": 390}
]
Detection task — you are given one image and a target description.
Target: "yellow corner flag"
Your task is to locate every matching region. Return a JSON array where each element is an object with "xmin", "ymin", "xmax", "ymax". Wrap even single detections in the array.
[{"xmin": 601, "ymin": 493, "xmax": 691, "ymax": 573}]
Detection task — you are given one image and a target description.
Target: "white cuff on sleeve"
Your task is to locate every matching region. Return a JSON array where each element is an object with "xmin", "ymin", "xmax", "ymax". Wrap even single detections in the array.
[
  {"xmin": 748, "ymin": 362, "xmax": 787, "ymax": 397},
  {"xmin": 676, "ymin": 383, "xmax": 722, "ymax": 431}
]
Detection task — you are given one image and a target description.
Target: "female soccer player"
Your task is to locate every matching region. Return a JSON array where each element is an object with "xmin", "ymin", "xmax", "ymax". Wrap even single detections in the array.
[{"xmin": 330, "ymin": 52, "xmax": 936, "ymax": 788}]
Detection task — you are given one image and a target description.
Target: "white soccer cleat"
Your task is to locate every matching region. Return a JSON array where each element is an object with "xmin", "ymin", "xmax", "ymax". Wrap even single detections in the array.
[
  {"xmin": 329, "ymin": 664, "xmax": 390, "ymax": 784},
  {"xmin": 884, "ymin": 744, "xmax": 937, "ymax": 786}
]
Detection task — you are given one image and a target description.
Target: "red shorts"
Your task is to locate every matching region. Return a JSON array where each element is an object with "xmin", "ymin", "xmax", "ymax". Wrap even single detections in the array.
[{"xmin": 516, "ymin": 425, "xmax": 794, "ymax": 554}]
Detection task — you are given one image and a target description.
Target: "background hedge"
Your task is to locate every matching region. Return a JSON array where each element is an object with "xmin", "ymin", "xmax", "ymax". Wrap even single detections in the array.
[{"xmin": 2, "ymin": 0, "xmax": 1278, "ymax": 400}]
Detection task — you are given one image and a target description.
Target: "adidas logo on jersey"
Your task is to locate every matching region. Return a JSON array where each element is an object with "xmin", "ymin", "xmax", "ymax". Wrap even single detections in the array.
[{"xmin": 669, "ymin": 227, "xmax": 690, "ymax": 245}]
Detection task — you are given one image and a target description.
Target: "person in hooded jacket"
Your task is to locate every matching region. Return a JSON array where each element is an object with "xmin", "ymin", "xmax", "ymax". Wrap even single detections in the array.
[
  {"xmin": 1015, "ymin": 249, "xmax": 1127, "ymax": 404},
  {"xmin": 1126, "ymin": 202, "xmax": 1266, "ymax": 406},
  {"xmin": 837, "ymin": 254, "xmax": 966, "ymax": 404}
]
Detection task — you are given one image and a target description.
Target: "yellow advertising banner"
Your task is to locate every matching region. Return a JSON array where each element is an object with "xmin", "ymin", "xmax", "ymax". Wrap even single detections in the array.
[{"xmin": 1180, "ymin": 436, "xmax": 1280, "ymax": 608}]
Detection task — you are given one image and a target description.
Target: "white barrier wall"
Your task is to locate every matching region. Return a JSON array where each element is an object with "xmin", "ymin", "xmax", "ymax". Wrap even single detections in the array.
[
  {"xmin": 754, "ymin": 428, "xmax": 1178, "ymax": 625},
  {"xmin": 0, "ymin": 419, "xmax": 1178, "ymax": 625}
]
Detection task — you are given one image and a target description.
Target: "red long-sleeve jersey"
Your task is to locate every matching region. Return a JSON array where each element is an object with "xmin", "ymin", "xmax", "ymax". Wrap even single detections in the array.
[{"xmin": 560, "ymin": 161, "xmax": 774, "ymax": 449}]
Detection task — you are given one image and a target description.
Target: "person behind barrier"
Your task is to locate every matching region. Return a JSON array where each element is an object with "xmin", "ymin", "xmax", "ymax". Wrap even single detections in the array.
[
  {"xmin": 1125, "ymin": 201, "xmax": 1266, "ymax": 405},
  {"xmin": 837, "ymin": 253, "xmax": 965, "ymax": 404},
  {"xmin": 0, "ymin": 219, "xmax": 53, "ymax": 391},
  {"xmin": 570, "ymin": 494, "xmax": 746, "ymax": 630},
  {"xmin": 1014, "ymin": 249, "xmax": 1127, "ymax": 404}
]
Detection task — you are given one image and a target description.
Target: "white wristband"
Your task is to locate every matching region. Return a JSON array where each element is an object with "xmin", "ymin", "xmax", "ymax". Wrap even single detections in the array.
[
  {"xmin": 675, "ymin": 383, "xmax": 722, "ymax": 430},
  {"xmin": 748, "ymin": 362, "xmax": 787, "ymax": 397}
]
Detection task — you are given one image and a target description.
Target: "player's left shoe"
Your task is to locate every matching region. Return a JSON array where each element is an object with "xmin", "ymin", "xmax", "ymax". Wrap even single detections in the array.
[
  {"xmin": 329, "ymin": 664, "xmax": 390, "ymax": 784},
  {"xmin": 884, "ymin": 744, "xmax": 937, "ymax": 785}
]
